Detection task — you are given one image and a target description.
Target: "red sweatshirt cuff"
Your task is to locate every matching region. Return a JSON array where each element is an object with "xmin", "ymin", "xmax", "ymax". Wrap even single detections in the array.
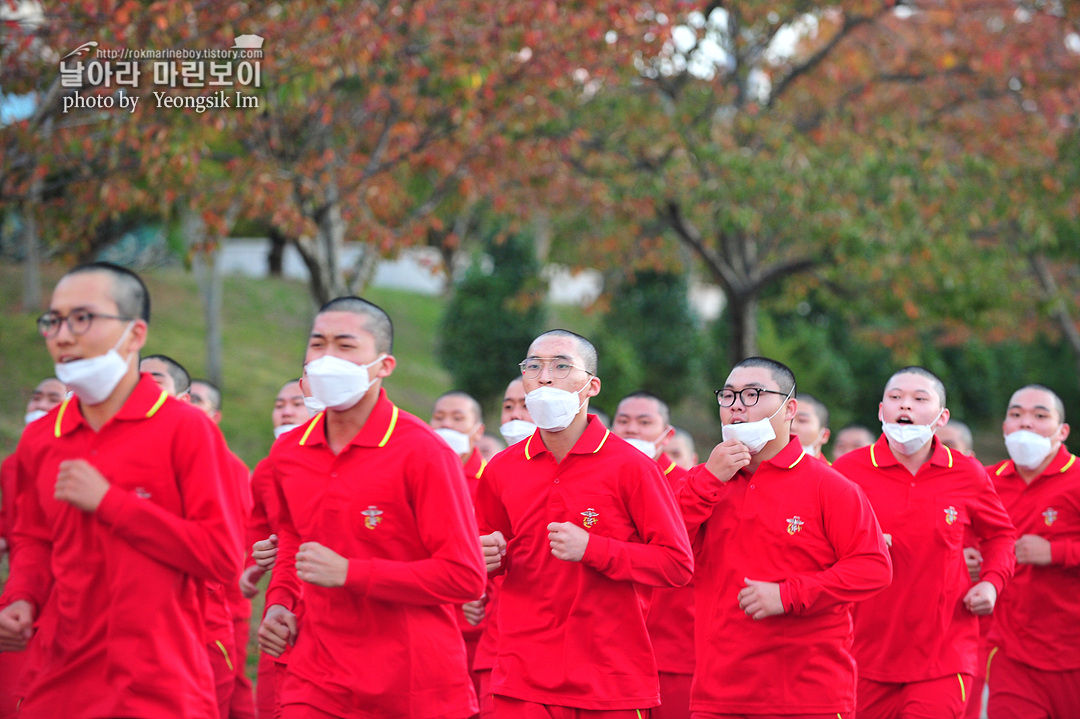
[
  {"xmin": 778, "ymin": 581, "xmax": 796, "ymax": 614},
  {"xmin": 94, "ymin": 485, "xmax": 131, "ymax": 528},
  {"xmin": 263, "ymin": 588, "xmax": 295, "ymax": 613},
  {"xmin": 344, "ymin": 558, "xmax": 372, "ymax": 593},
  {"xmin": 581, "ymin": 532, "xmax": 611, "ymax": 569},
  {"xmin": 981, "ymin": 571, "xmax": 1008, "ymax": 597},
  {"xmin": 687, "ymin": 467, "xmax": 722, "ymax": 502}
]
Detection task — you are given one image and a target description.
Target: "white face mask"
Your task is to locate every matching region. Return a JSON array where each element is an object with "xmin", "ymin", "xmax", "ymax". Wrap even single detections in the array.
[
  {"xmin": 525, "ymin": 379, "xmax": 591, "ymax": 432},
  {"xmin": 1004, "ymin": 430, "xmax": 1054, "ymax": 469},
  {"xmin": 274, "ymin": 423, "xmax": 302, "ymax": 440},
  {"xmin": 625, "ymin": 437, "xmax": 660, "ymax": 458},
  {"xmin": 303, "ymin": 354, "xmax": 386, "ymax": 411},
  {"xmin": 435, "ymin": 427, "xmax": 473, "ymax": 456},
  {"xmin": 54, "ymin": 322, "xmax": 135, "ymax": 406},
  {"xmin": 721, "ymin": 387, "xmax": 793, "ymax": 454},
  {"xmin": 303, "ymin": 396, "xmax": 325, "ymax": 415},
  {"xmin": 801, "ymin": 429, "xmax": 826, "ymax": 457},
  {"xmin": 881, "ymin": 410, "xmax": 943, "ymax": 456},
  {"xmin": 500, "ymin": 419, "xmax": 536, "ymax": 445},
  {"xmin": 24, "ymin": 409, "xmax": 48, "ymax": 425}
]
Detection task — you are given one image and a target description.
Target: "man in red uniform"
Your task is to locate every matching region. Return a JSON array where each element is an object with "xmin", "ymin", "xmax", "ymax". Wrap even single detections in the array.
[
  {"xmin": 833, "ymin": 366, "xmax": 1016, "ymax": 719},
  {"xmin": 139, "ymin": 355, "xmax": 253, "ymax": 719},
  {"xmin": 612, "ymin": 391, "xmax": 695, "ymax": 719},
  {"xmin": 985, "ymin": 384, "xmax": 1080, "ymax": 718},
  {"xmin": 0, "ymin": 377, "xmax": 66, "ymax": 719},
  {"xmin": 190, "ymin": 377, "xmax": 260, "ymax": 719},
  {"xmin": 475, "ymin": 329, "xmax": 694, "ymax": 718},
  {"xmin": 0, "ymin": 262, "xmax": 244, "ymax": 718},
  {"xmin": 249, "ymin": 378, "xmax": 308, "ymax": 718},
  {"xmin": 257, "ymin": 296, "xmax": 486, "ymax": 719},
  {"xmin": 470, "ymin": 378, "xmax": 538, "ymax": 719},
  {"xmin": 679, "ymin": 357, "xmax": 892, "ymax": 719},
  {"xmin": 431, "ymin": 389, "xmax": 490, "ymax": 714}
]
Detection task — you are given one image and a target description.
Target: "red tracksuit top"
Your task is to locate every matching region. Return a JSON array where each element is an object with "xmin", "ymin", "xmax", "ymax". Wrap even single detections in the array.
[
  {"xmin": 987, "ymin": 446, "xmax": 1080, "ymax": 670},
  {"xmin": 474, "ymin": 416, "xmax": 694, "ymax": 710},
  {"xmin": 679, "ymin": 436, "xmax": 893, "ymax": 714},
  {"xmin": 833, "ymin": 435, "xmax": 1016, "ymax": 682},
  {"xmin": 1, "ymin": 375, "xmax": 244, "ymax": 719},
  {"xmin": 646, "ymin": 453, "xmax": 696, "ymax": 676},
  {"xmin": 265, "ymin": 389, "xmax": 486, "ymax": 719}
]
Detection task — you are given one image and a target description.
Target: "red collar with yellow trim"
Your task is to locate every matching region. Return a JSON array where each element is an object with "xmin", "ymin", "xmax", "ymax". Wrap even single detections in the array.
[
  {"xmin": 869, "ymin": 434, "xmax": 954, "ymax": 470},
  {"xmin": 524, "ymin": 414, "xmax": 610, "ymax": 460},
  {"xmin": 298, "ymin": 387, "xmax": 399, "ymax": 449},
  {"xmin": 54, "ymin": 374, "xmax": 168, "ymax": 437},
  {"xmin": 995, "ymin": 444, "xmax": 1077, "ymax": 479}
]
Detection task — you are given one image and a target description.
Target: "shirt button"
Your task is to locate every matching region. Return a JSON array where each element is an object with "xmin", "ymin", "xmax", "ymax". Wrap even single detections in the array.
[
  {"xmin": 554, "ymin": 478, "xmax": 560, "ymax": 484},
  {"xmin": 911, "ymin": 482, "xmax": 916, "ymax": 487},
  {"xmin": 750, "ymin": 485, "xmax": 755, "ymax": 489},
  {"xmin": 331, "ymin": 472, "xmax": 338, "ymax": 478}
]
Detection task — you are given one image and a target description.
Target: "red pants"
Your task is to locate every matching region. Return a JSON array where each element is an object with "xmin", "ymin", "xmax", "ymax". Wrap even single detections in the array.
[
  {"xmin": 655, "ymin": 672, "xmax": 692, "ymax": 719},
  {"xmin": 209, "ymin": 637, "xmax": 237, "ymax": 719},
  {"xmin": 229, "ymin": 615, "xmax": 257, "ymax": 719},
  {"xmin": 478, "ymin": 669, "xmax": 495, "ymax": 719},
  {"xmin": 0, "ymin": 651, "xmax": 24, "ymax": 719},
  {"xmin": 963, "ymin": 616, "xmax": 991, "ymax": 719},
  {"xmin": 986, "ymin": 645, "xmax": 1080, "ymax": 719},
  {"xmin": 858, "ymin": 675, "xmax": 973, "ymax": 719},
  {"xmin": 255, "ymin": 653, "xmax": 286, "ymax": 719},
  {"xmin": 494, "ymin": 696, "xmax": 651, "ymax": 719}
]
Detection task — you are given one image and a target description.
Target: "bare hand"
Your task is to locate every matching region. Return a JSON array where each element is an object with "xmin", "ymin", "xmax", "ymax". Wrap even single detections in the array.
[
  {"xmin": 481, "ymin": 531, "xmax": 507, "ymax": 573},
  {"xmin": 462, "ymin": 596, "xmax": 486, "ymax": 626},
  {"xmin": 252, "ymin": 535, "xmax": 279, "ymax": 571},
  {"xmin": 296, "ymin": 542, "xmax": 348, "ymax": 587},
  {"xmin": 0, "ymin": 536, "xmax": 7, "ymax": 560},
  {"xmin": 704, "ymin": 439, "xmax": 752, "ymax": 483},
  {"xmin": 258, "ymin": 604, "xmax": 297, "ymax": 657},
  {"xmin": 1015, "ymin": 534, "xmax": 1052, "ymax": 565},
  {"xmin": 0, "ymin": 600, "xmax": 35, "ymax": 652},
  {"xmin": 882, "ymin": 533, "xmax": 892, "ymax": 547},
  {"xmin": 54, "ymin": 459, "xmax": 110, "ymax": 512},
  {"xmin": 738, "ymin": 578, "xmax": 785, "ymax": 620},
  {"xmin": 547, "ymin": 521, "xmax": 589, "ymax": 562},
  {"xmin": 964, "ymin": 546, "xmax": 983, "ymax": 583},
  {"xmin": 239, "ymin": 564, "xmax": 266, "ymax": 599},
  {"xmin": 963, "ymin": 580, "xmax": 998, "ymax": 615}
]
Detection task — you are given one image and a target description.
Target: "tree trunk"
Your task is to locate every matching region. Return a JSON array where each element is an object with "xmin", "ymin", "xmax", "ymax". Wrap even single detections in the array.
[
  {"xmin": 1029, "ymin": 252, "xmax": 1080, "ymax": 377},
  {"xmin": 20, "ymin": 118, "xmax": 50, "ymax": 311},
  {"xmin": 267, "ymin": 227, "xmax": 287, "ymax": 277},
  {"xmin": 295, "ymin": 182, "xmax": 347, "ymax": 306},
  {"xmin": 726, "ymin": 292, "xmax": 758, "ymax": 367},
  {"xmin": 193, "ymin": 248, "xmax": 225, "ymax": 387}
]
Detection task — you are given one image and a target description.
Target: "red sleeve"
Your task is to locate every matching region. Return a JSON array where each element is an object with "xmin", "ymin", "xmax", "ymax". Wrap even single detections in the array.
[
  {"xmin": 677, "ymin": 464, "xmax": 723, "ymax": 546},
  {"xmin": 341, "ymin": 446, "xmax": 486, "ymax": 605},
  {"xmin": 94, "ymin": 413, "xmax": 245, "ymax": 586},
  {"xmin": 474, "ymin": 465, "xmax": 512, "ymax": 577},
  {"xmin": 969, "ymin": 464, "xmax": 1017, "ymax": 594},
  {"xmin": 4, "ymin": 446, "xmax": 54, "ymax": 611},
  {"xmin": 245, "ymin": 459, "xmax": 275, "ymax": 566},
  {"xmin": 579, "ymin": 460, "xmax": 694, "ymax": 588},
  {"xmin": 264, "ymin": 459, "xmax": 303, "ymax": 612},
  {"xmin": 782, "ymin": 477, "xmax": 893, "ymax": 614},
  {"xmin": 1050, "ymin": 539, "xmax": 1080, "ymax": 567}
]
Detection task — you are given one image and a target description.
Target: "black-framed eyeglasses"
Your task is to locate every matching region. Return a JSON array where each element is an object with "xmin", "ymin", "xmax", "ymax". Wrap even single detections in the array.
[
  {"xmin": 519, "ymin": 357, "xmax": 594, "ymax": 380},
  {"xmin": 715, "ymin": 387, "xmax": 790, "ymax": 408},
  {"xmin": 37, "ymin": 310, "xmax": 134, "ymax": 338}
]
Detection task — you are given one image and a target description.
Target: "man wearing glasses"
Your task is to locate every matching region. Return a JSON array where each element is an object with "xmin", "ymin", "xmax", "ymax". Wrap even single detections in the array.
[
  {"xmin": 678, "ymin": 356, "xmax": 892, "ymax": 718},
  {"xmin": 475, "ymin": 329, "xmax": 694, "ymax": 718},
  {"xmin": 0, "ymin": 262, "xmax": 243, "ymax": 719}
]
